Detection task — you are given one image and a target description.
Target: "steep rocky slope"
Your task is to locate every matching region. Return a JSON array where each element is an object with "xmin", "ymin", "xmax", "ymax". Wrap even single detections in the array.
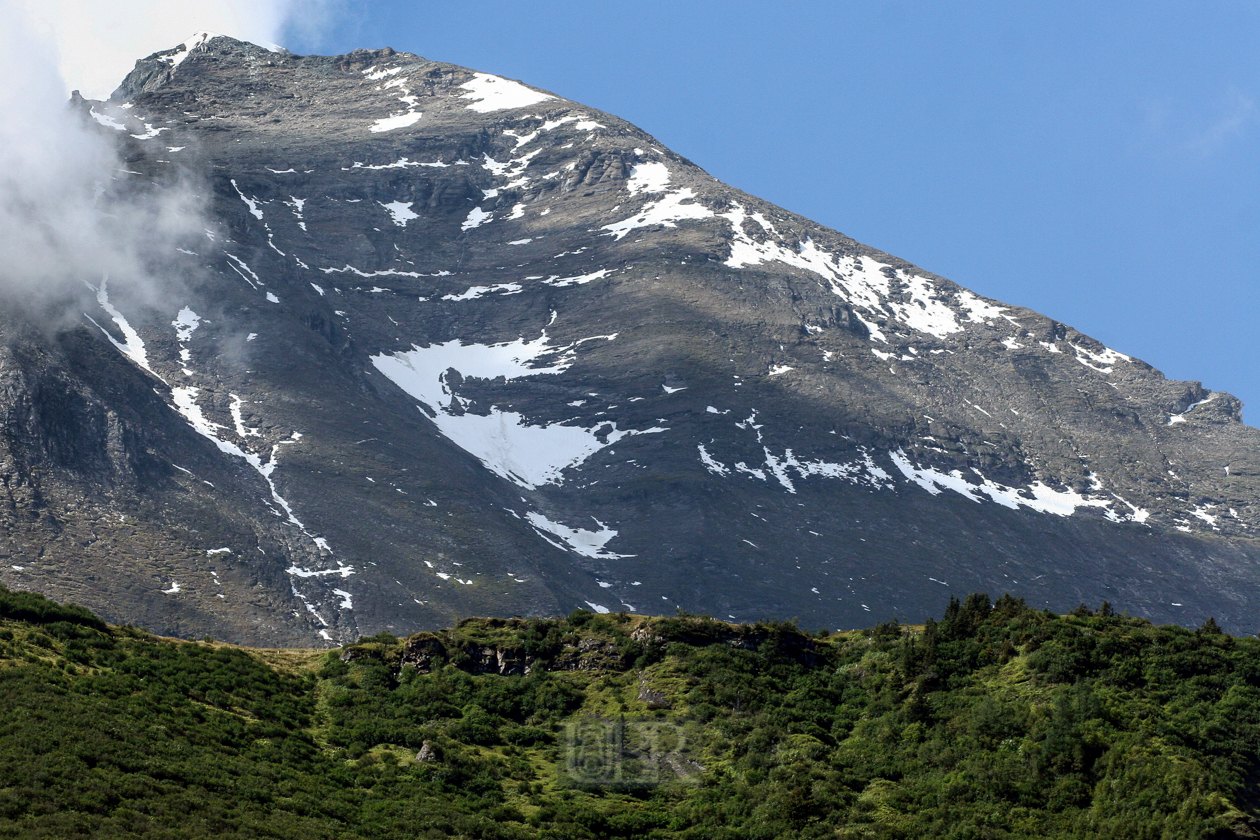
[{"xmin": 1, "ymin": 34, "xmax": 1257, "ymax": 644}]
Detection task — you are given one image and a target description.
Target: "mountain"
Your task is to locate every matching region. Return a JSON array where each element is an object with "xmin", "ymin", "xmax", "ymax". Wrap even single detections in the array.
[{"xmin": 1, "ymin": 34, "xmax": 1257, "ymax": 645}]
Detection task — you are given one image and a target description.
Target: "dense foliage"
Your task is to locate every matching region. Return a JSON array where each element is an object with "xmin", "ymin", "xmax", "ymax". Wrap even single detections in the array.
[
  {"xmin": 0, "ymin": 586, "xmax": 1257, "ymax": 838},
  {"xmin": 0, "ymin": 584, "xmax": 104, "ymax": 631}
]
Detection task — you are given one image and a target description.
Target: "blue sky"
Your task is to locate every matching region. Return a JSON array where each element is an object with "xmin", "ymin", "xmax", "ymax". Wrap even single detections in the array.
[{"xmin": 294, "ymin": 3, "xmax": 1259, "ymax": 420}]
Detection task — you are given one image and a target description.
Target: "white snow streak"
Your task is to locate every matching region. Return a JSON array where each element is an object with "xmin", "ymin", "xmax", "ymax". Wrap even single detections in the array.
[
  {"xmin": 170, "ymin": 387, "xmax": 338, "ymax": 558},
  {"xmin": 442, "ymin": 283, "xmax": 523, "ymax": 301},
  {"xmin": 888, "ymin": 449, "xmax": 1127, "ymax": 519},
  {"xmin": 1168, "ymin": 393, "xmax": 1217, "ymax": 425},
  {"xmin": 90, "ymin": 279, "xmax": 153, "ymax": 374},
  {"xmin": 720, "ymin": 202, "xmax": 1014, "ymax": 342}
]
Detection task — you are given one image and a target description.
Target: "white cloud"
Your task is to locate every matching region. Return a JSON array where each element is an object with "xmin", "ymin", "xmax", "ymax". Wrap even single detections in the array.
[
  {"xmin": 11, "ymin": 0, "xmax": 304, "ymax": 99},
  {"xmin": 0, "ymin": 0, "xmax": 345, "ymax": 319},
  {"xmin": 1186, "ymin": 90, "xmax": 1257, "ymax": 158},
  {"xmin": 0, "ymin": 0, "xmax": 210, "ymax": 315}
]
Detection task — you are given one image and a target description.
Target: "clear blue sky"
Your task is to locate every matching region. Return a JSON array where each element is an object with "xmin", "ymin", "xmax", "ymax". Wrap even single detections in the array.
[{"xmin": 288, "ymin": 1, "xmax": 1260, "ymax": 422}]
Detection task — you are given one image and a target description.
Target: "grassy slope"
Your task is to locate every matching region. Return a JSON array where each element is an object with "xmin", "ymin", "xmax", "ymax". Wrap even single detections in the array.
[{"xmin": 0, "ymin": 586, "xmax": 1258, "ymax": 839}]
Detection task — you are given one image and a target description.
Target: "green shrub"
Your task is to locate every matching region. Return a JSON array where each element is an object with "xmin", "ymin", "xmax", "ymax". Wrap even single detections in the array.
[
  {"xmin": 0, "ymin": 589, "xmax": 1257, "ymax": 839},
  {"xmin": 0, "ymin": 584, "xmax": 105, "ymax": 630}
]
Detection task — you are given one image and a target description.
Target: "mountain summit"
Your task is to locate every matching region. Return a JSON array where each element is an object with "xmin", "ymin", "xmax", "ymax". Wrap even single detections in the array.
[{"xmin": 3, "ymin": 35, "xmax": 1256, "ymax": 644}]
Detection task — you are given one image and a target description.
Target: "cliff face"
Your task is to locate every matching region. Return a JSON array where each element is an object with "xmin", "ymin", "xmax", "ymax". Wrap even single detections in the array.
[{"xmin": 1, "ymin": 34, "xmax": 1256, "ymax": 644}]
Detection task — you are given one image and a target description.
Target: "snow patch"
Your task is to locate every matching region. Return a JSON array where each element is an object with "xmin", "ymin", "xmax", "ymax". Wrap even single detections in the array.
[
  {"xmin": 89, "ymin": 108, "xmax": 126, "ymax": 131},
  {"xmin": 1071, "ymin": 343, "xmax": 1131, "ymax": 374},
  {"xmin": 526, "ymin": 512, "xmax": 630, "ymax": 559},
  {"xmin": 370, "ymin": 112, "xmax": 422, "ymax": 133},
  {"xmin": 131, "ymin": 124, "xmax": 167, "ymax": 140},
  {"xmin": 161, "ymin": 32, "xmax": 214, "ymax": 68},
  {"xmin": 229, "ymin": 395, "xmax": 261, "ymax": 439},
  {"xmin": 697, "ymin": 444, "xmax": 730, "ymax": 476},
  {"xmin": 763, "ymin": 449, "xmax": 893, "ymax": 493},
  {"xmin": 1111, "ymin": 495, "xmax": 1151, "ymax": 524},
  {"xmin": 364, "ymin": 66, "xmax": 405, "ymax": 81},
  {"xmin": 371, "ymin": 334, "xmax": 660, "ymax": 489},
  {"xmin": 347, "ymin": 157, "xmax": 448, "ymax": 170},
  {"xmin": 225, "ymin": 253, "xmax": 262, "ymax": 289},
  {"xmin": 1191, "ymin": 505, "xmax": 1219, "ymax": 528},
  {"xmin": 369, "ymin": 75, "xmax": 423, "ymax": 133},
  {"xmin": 544, "ymin": 269, "xmax": 612, "ymax": 288},
  {"xmin": 957, "ymin": 292, "xmax": 1008, "ymax": 323},
  {"xmin": 172, "ymin": 306, "xmax": 201, "ymax": 343},
  {"xmin": 626, "ymin": 161, "xmax": 671, "ymax": 195},
  {"xmin": 460, "ymin": 73, "xmax": 555, "ymax": 113},
  {"xmin": 702, "ymin": 443, "xmax": 892, "ymax": 493},
  {"xmin": 230, "ymin": 180, "xmax": 263, "ymax": 219},
  {"xmin": 462, "ymin": 207, "xmax": 492, "ymax": 231},
  {"xmin": 287, "ymin": 564, "xmax": 355, "ymax": 579},
  {"xmin": 602, "ymin": 189, "xmax": 713, "ymax": 240},
  {"xmin": 172, "ymin": 387, "xmax": 331, "ymax": 554},
  {"xmin": 320, "ymin": 265, "xmax": 445, "ymax": 280},
  {"xmin": 381, "ymin": 201, "xmax": 418, "ymax": 226}
]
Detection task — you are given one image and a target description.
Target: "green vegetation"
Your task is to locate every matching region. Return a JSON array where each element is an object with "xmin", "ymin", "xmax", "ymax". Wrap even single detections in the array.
[
  {"xmin": 0, "ymin": 585, "xmax": 1258, "ymax": 838},
  {"xmin": 0, "ymin": 585, "xmax": 104, "ymax": 631}
]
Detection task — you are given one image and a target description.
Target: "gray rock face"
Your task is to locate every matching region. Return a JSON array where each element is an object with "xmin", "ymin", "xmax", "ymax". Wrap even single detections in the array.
[{"xmin": 2, "ymin": 34, "xmax": 1258, "ymax": 643}]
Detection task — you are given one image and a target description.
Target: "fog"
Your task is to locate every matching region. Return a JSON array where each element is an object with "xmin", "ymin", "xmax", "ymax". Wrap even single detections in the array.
[
  {"xmin": 0, "ymin": 0, "xmax": 318, "ymax": 325},
  {"xmin": 12, "ymin": 0, "xmax": 310, "ymax": 99}
]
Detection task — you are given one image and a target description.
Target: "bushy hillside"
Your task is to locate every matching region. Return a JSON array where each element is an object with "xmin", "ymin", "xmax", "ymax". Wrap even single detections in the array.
[{"xmin": 0, "ymin": 585, "xmax": 1256, "ymax": 838}]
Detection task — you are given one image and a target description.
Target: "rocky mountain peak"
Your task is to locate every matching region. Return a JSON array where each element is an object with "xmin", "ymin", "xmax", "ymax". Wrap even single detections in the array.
[{"xmin": 2, "ymin": 36, "xmax": 1257, "ymax": 645}]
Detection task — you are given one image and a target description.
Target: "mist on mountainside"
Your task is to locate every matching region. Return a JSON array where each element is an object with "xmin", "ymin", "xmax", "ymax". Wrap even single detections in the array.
[{"xmin": 0, "ymin": 3, "xmax": 249, "ymax": 327}]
